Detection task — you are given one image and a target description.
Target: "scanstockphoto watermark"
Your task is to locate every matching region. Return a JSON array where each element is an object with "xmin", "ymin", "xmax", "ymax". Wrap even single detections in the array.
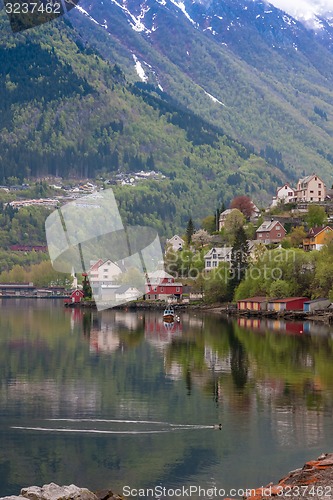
[
  {"xmin": 165, "ymin": 248, "xmax": 297, "ymax": 283},
  {"xmin": 45, "ymin": 188, "xmax": 164, "ymax": 311},
  {"xmin": 122, "ymin": 484, "xmax": 276, "ymax": 498},
  {"xmin": 4, "ymin": 0, "xmax": 81, "ymax": 33}
]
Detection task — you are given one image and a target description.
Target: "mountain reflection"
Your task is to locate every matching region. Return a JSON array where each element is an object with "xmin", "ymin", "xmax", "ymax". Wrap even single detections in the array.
[{"xmin": 1, "ymin": 300, "xmax": 333, "ymax": 497}]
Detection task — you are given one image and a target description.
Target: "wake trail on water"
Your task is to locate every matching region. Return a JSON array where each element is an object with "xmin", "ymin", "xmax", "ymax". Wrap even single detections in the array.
[{"xmin": 11, "ymin": 420, "xmax": 215, "ymax": 434}]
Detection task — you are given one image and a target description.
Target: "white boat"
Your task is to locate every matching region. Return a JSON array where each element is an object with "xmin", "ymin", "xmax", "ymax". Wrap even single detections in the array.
[{"xmin": 163, "ymin": 306, "xmax": 175, "ymax": 323}]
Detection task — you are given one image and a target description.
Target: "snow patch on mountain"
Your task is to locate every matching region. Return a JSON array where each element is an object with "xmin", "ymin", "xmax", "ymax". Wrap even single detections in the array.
[
  {"xmin": 110, "ymin": 0, "xmax": 151, "ymax": 33},
  {"xmin": 169, "ymin": 0, "xmax": 197, "ymax": 25},
  {"xmin": 133, "ymin": 54, "xmax": 148, "ymax": 81},
  {"xmin": 203, "ymin": 89, "xmax": 225, "ymax": 106}
]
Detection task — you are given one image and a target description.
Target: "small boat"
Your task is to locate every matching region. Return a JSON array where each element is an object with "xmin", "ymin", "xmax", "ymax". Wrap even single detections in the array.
[{"xmin": 163, "ymin": 305, "xmax": 175, "ymax": 323}]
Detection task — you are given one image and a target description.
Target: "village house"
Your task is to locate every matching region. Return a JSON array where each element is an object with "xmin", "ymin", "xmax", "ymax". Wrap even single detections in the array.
[
  {"xmin": 271, "ymin": 184, "xmax": 296, "ymax": 207},
  {"xmin": 204, "ymin": 246, "xmax": 232, "ymax": 271},
  {"xmin": 115, "ymin": 285, "xmax": 141, "ymax": 303},
  {"xmin": 165, "ymin": 235, "xmax": 185, "ymax": 252},
  {"xmin": 256, "ymin": 220, "xmax": 286, "ymax": 244},
  {"xmin": 219, "ymin": 209, "xmax": 237, "ymax": 230},
  {"xmin": 237, "ymin": 297, "xmax": 268, "ymax": 311},
  {"xmin": 267, "ymin": 297, "xmax": 308, "ymax": 312},
  {"xmin": 88, "ymin": 259, "xmax": 123, "ymax": 299},
  {"xmin": 303, "ymin": 226, "xmax": 333, "ymax": 251},
  {"xmin": 145, "ymin": 270, "xmax": 183, "ymax": 301},
  {"xmin": 295, "ymin": 174, "xmax": 326, "ymax": 203},
  {"xmin": 303, "ymin": 299, "xmax": 331, "ymax": 313}
]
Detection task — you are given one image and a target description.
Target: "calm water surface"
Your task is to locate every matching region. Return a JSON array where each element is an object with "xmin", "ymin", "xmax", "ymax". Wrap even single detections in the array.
[{"xmin": 1, "ymin": 299, "xmax": 333, "ymax": 498}]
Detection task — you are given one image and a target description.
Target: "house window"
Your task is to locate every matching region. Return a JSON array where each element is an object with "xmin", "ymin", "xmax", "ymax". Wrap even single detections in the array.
[
  {"xmin": 259, "ymin": 234, "xmax": 262, "ymax": 238},
  {"xmin": 176, "ymin": 287, "xmax": 180, "ymax": 292},
  {"xmin": 319, "ymin": 191, "xmax": 321, "ymax": 195},
  {"xmin": 310, "ymin": 197, "xmax": 313, "ymax": 201},
  {"xmin": 213, "ymin": 261, "xmax": 217, "ymax": 267},
  {"xmin": 161, "ymin": 287, "xmax": 164, "ymax": 292},
  {"xmin": 277, "ymin": 233, "xmax": 281, "ymax": 237},
  {"xmin": 103, "ymin": 269, "xmax": 108, "ymax": 272},
  {"xmin": 276, "ymin": 225, "xmax": 280, "ymax": 230},
  {"xmin": 319, "ymin": 183, "xmax": 322, "ymax": 188},
  {"xmin": 310, "ymin": 190, "xmax": 314, "ymax": 193},
  {"xmin": 207, "ymin": 261, "xmax": 211, "ymax": 267},
  {"xmin": 103, "ymin": 275, "xmax": 108, "ymax": 279},
  {"xmin": 168, "ymin": 279, "xmax": 172, "ymax": 283},
  {"xmin": 212, "ymin": 254, "xmax": 216, "ymax": 259}
]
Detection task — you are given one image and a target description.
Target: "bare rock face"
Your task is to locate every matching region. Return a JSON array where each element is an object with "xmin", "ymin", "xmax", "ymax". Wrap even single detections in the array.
[{"xmin": 0, "ymin": 484, "xmax": 98, "ymax": 500}]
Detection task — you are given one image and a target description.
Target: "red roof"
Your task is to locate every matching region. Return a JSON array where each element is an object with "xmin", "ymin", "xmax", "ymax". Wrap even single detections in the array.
[
  {"xmin": 307, "ymin": 226, "xmax": 333, "ymax": 238},
  {"xmin": 238, "ymin": 297, "xmax": 267, "ymax": 303},
  {"xmin": 268, "ymin": 297, "xmax": 308, "ymax": 303}
]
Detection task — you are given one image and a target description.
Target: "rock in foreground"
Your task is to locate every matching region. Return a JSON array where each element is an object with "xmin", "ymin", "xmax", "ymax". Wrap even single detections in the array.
[{"xmin": 0, "ymin": 483, "xmax": 123, "ymax": 500}]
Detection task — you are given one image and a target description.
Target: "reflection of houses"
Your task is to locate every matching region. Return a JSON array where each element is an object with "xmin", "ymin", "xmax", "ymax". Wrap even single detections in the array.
[
  {"xmin": 267, "ymin": 297, "xmax": 308, "ymax": 312},
  {"xmin": 238, "ymin": 318, "xmax": 262, "ymax": 330},
  {"xmin": 303, "ymin": 226, "xmax": 333, "ymax": 251},
  {"xmin": 144, "ymin": 315, "xmax": 182, "ymax": 349},
  {"xmin": 256, "ymin": 220, "xmax": 286, "ymax": 244},
  {"xmin": 272, "ymin": 406, "xmax": 323, "ymax": 448},
  {"xmin": 145, "ymin": 271, "xmax": 182, "ymax": 300},
  {"xmin": 204, "ymin": 247, "xmax": 232, "ymax": 271},
  {"xmin": 237, "ymin": 297, "xmax": 268, "ymax": 311},
  {"xmin": 204, "ymin": 346, "xmax": 231, "ymax": 373},
  {"xmin": 89, "ymin": 320, "xmax": 120, "ymax": 354}
]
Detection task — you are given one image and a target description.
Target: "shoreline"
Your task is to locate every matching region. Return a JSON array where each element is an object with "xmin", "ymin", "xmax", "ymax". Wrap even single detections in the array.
[
  {"xmin": 68, "ymin": 300, "xmax": 333, "ymax": 324},
  {"xmin": 2, "ymin": 454, "xmax": 333, "ymax": 500}
]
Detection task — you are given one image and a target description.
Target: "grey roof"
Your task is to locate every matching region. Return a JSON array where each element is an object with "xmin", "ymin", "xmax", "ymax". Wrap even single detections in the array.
[
  {"xmin": 204, "ymin": 247, "xmax": 232, "ymax": 259},
  {"xmin": 256, "ymin": 220, "xmax": 285, "ymax": 232},
  {"xmin": 116, "ymin": 284, "xmax": 139, "ymax": 294}
]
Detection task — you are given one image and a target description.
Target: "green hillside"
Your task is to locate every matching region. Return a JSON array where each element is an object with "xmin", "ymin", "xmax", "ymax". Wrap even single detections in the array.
[
  {"xmin": 0, "ymin": 10, "xmax": 287, "ymax": 235},
  {"xmin": 68, "ymin": 0, "xmax": 333, "ymax": 184}
]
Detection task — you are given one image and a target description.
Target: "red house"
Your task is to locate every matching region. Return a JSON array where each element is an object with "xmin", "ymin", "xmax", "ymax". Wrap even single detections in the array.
[
  {"xmin": 145, "ymin": 271, "xmax": 183, "ymax": 301},
  {"xmin": 267, "ymin": 297, "xmax": 308, "ymax": 312},
  {"xmin": 256, "ymin": 220, "xmax": 286, "ymax": 244},
  {"xmin": 64, "ymin": 289, "xmax": 84, "ymax": 305}
]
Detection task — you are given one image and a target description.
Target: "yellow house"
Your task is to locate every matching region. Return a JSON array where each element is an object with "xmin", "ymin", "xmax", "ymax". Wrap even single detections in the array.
[{"xmin": 303, "ymin": 226, "xmax": 333, "ymax": 251}]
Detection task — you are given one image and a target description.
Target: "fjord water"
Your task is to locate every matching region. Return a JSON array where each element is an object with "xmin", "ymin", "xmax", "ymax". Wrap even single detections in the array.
[{"xmin": 1, "ymin": 300, "xmax": 333, "ymax": 498}]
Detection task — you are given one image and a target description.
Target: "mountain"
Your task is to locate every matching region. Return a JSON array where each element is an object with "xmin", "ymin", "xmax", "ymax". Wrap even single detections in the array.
[
  {"xmin": 0, "ymin": 8, "xmax": 286, "ymax": 235},
  {"xmin": 67, "ymin": 0, "xmax": 333, "ymax": 184}
]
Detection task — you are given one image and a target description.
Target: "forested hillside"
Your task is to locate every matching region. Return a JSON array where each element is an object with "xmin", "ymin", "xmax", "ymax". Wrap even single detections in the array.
[
  {"xmin": 0, "ymin": 9, "xmax": 287, "ymax": 234},
  {"xmin": 67, "ymin": 0, "xmax": 333, "ymax": 183}
]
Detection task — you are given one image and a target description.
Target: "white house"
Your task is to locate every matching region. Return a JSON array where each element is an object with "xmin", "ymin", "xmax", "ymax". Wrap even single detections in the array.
[
  {"xmin": 295, "ymin": 174, "xmax": 326, "ymax": 203},
  {"xmin": 204, "ymin": 247, "xmax": 233, "ymax": 271},
  {"xmin": 115, "ymin": 285, "xmax": 141, "ymax": 302},
  {"xmin": 88, "ymin": 259, "xmax": 123, "ymax": 299},
  {"xmin": 219, "ymin": 209, "xmax": 237, "ymax": 231},
  {"xmin": 166, "ymin": 235, "xmax": 185, "ymax": 252},
  {"xmin": 271, "ymin": 184, "xmax": 296, "ymax": 207}
]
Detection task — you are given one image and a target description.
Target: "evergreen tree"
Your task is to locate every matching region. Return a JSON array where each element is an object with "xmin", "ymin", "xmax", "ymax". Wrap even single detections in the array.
[
  {"xmin": 82, "ymin": 274, "xmax": 92, "ymax": 299},
  {"xmin": 186, "ymin": 217, "xmax": 194, "ymax": 246},
  {"xmin": 228, "ymin": 226, "xmax": 249, "ymax": 300}
]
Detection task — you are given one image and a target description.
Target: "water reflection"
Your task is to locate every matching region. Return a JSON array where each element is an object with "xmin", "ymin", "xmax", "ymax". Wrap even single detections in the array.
[{"xmin": 0, "ymin": 300, "xmax": 333, "ymax": 498}]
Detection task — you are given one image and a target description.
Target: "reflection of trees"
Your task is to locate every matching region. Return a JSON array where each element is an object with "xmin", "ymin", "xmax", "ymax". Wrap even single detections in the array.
[{"xmin": 227, "ymin": 323, "xmax": 249, "ymax": 389}]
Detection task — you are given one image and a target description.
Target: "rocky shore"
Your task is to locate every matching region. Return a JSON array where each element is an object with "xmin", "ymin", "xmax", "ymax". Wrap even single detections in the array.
[
  {"xmin": 0, "ymin": 484, "xmax": 124, "ymax": 500},
  {"xmin": 2, "ymin": 454, "xmax": 333, "ymax": 500},
  {"xmin": 245, "ymin": 453, "xmax": 333, "ymax": 500}
]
